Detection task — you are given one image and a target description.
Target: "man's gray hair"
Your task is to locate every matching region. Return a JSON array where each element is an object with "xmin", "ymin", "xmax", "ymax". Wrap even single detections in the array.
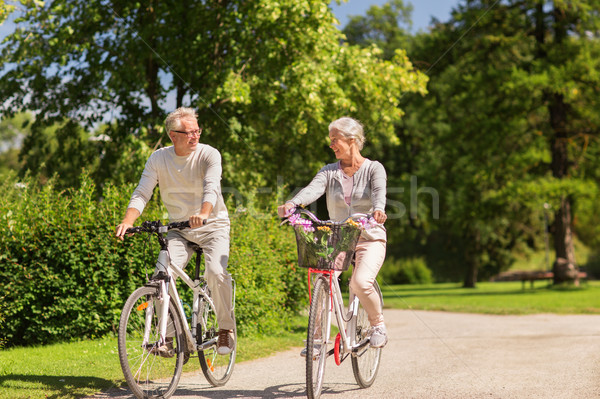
[
  {"xmin": 165, "ymin": 107, "xmax": 198, "ymax": 133},
  {"xmin": 329, "ymin": 117, "xmax": 365, "ymax": 150}
]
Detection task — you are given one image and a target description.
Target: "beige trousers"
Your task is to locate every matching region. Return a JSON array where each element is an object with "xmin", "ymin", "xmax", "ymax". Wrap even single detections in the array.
[
  {"xmin": 165, "ymin": 229, "xmax": 235, "ymax": 331},
  {"xmin": 349, "ymin": 238, "xmax": 387, "ymax": 327}
]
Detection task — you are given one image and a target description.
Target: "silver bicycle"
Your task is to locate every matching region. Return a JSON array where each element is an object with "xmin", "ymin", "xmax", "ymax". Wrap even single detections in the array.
[
  {"xmin": 283, "ymin": 208, "xmax": 383, "ymax": 399},
  {"xmin": 117, "ymin": 220, "xmax": 236, "ymax": 399}
]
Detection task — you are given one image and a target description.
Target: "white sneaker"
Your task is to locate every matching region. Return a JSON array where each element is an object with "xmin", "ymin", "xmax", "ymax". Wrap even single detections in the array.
[
  {"xmin": 217, "ymin": 329, "xmax": 235, "ymax": 355},
  {"xmin": 369, "ymin": 324, "xmax": 388, "ymax": 348},
  {"xmin": 300, "ymin": 344, "xmax": 321, "ymax": 359}
]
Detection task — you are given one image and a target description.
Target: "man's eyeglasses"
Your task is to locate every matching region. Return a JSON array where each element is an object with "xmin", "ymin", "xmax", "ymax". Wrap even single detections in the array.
[{"xmin": 172, "ymin": 128, "xmax": 202, "ymax": 137}]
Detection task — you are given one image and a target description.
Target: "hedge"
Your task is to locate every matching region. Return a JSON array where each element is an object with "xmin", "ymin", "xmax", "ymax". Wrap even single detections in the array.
[{"xmin": 0, "ymin": 172, "xmax": 306, "ymax": 346}]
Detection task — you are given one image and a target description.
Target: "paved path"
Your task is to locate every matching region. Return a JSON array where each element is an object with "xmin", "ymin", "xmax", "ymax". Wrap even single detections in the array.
[{"xmin": 89, "ymin": 310, "xmax": 600, "ymax": 399}]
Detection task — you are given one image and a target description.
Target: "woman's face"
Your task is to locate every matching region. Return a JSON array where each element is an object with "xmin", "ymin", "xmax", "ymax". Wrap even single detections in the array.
[{"xmin": 329, "ymin": 128, "xmax": 354, "ymax": 160}]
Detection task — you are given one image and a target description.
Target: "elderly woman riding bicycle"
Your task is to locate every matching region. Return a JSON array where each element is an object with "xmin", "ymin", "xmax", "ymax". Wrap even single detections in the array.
[{"xmin": 278, "ymin": 116, "xmax": 388, "ymax": 348}]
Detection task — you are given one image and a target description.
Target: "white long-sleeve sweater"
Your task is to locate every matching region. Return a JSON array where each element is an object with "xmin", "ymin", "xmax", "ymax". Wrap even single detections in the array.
[{"xmin": 127, "ymin": 144, "xmax": 229, "ymax": 230}]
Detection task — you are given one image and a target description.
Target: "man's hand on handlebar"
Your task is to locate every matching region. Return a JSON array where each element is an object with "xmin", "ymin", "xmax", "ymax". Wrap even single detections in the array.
[
  {"xmin": 115, "ymin": 222, "xmax": 133, "ymax": 240},
  {"xmin": 189, "ymin": 214, "xmax": 208, "ymax": 228}
]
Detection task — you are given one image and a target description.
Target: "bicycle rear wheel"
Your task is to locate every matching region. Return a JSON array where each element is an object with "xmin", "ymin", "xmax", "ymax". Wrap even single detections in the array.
[
  {"xmin": 351, "ymin": 280, "xmax": 383, "ymax": 388},
  {"xmin": 118, "ymin": 285, "xmax": 185, "ymax": 399},
  {"xmin": 306, "ymin": 276, "xmax": 331, "ymax": 399},
  {"xmin": 198, "ymin": 297, "xmax": 236, "ymax": 386}
]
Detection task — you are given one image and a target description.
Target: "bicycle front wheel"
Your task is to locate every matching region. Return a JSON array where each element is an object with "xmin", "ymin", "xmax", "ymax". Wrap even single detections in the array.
[
  {"xmin": 198, "ymin": 297, "xmax": 236, "ymax": 386},
  {"xmin": 118, "ymin": 286, "xmax": 185, "ymax": 399},
  {"xmin": 351, "ymin": 280, "xmax": 383, "ymax": 388},
  {"xmin": 306, "ymin": 276, "xmax": 331, "ymax": 399}
]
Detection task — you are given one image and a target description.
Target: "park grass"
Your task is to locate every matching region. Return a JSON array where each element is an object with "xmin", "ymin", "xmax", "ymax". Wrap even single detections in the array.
[
  {"xmin": 1, "ymin": 281, "xmax": 599, "ymax": 399},
  {"xmin": 380, "ymin": 280, "xmax": 600, "ymax": 315}
]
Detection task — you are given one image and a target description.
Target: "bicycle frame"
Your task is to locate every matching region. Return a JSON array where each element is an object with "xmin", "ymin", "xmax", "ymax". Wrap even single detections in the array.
[
  {"xmin": 309, "ymin": 268, "xmax": 368, "ymax": 364},
  {"xmin": 144, "ymin": 247, "xmax": 236, "ymax": 354}
]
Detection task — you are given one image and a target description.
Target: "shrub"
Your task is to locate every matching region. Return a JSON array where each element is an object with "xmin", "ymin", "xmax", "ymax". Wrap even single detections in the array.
[
  {"xmin": 0, "ymin": 172, "xmax": 305, "ymax": 346},
  {"xmin": 0, "ymin": 172, "xmax": 159, "ymax": 346},
  {"xmin": 228, "ymin": 211, "xmax": 307, "ymax": 336},
  {"xmin": 583, "ymin": 253, "xmax": 600, "ymax": 280},
  {"xmin": 378, "ymin": 256, "xmax": 433, "ymax": 285}
]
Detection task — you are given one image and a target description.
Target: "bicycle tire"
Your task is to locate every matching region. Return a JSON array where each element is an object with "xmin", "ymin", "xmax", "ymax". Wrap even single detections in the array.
[
  {"xmin": 198, "ymin": 297, "xmax": 236, "ymax": 386},
  {"xmin": 351, "ymin": 280, "xmax": 383, "ymax": 388},
  {"xmin": 306, "ymin": 276, "xmax": 330, "ymax": 399},
  {"xmin": 118, "ymin": 286, "xmax": 185, "ymax": 399}
]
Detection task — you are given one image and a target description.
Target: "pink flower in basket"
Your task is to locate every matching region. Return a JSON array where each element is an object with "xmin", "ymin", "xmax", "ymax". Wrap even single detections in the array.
[{"xmin": 288, "ymin": 213, "xmax": 315, "ymax": 233}]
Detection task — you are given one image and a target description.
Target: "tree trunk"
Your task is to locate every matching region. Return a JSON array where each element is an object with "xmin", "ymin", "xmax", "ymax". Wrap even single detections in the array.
[
  {"xmin": 463, "ymin": 230, "xmax": 480, "ymax": 288},
  {"xmin": 544, "ymin": 5, "xmax": 579, "ymax": 285},
  {"xmin": 548, "ymin": 95, "xmax": 578, "ymax": 284},
  {"xmin": 552, "ymin": 196, "xmax": 578, "ymax": 284}
]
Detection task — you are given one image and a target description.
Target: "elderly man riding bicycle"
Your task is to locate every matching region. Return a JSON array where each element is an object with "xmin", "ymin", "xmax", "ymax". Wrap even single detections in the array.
[{"xmin": 116, "ymin": 107, "xmax": 235, "ymax": 356}]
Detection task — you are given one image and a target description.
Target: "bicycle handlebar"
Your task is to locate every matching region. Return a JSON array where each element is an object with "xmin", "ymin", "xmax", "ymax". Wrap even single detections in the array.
[
  {"xmin": 125, "ymin": 219, "xmax": 206, "ymax": 235},
  {"xmin": 284, "ymin": 207, "xmax": 372, "ymax": 226}
]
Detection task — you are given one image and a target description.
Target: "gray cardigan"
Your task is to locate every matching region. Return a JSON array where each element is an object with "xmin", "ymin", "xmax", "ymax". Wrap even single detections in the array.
[{"xmin": 290, "ymin": 159, "xmax": 387, "ymax": 241}]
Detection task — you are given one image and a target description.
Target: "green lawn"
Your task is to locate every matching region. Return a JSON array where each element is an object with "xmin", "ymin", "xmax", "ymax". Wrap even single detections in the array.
[
  {"xmin": 0, "ymin": 323, "xmax": 306, "ymax": 399},
  {"xmin": 1, "ymin": 281, "xmax": 599, "ymax": 399},
  {"xmin": 381, "ymin": 280, "xmax": 600, "ymax": 315}
]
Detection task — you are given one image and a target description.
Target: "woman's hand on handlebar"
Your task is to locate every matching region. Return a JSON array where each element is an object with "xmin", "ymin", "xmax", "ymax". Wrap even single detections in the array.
[
  {"xmin": 277, "ymin": 202, "xmax": 296, "ymax": 218},
  {"xmin": 372, "ymin": 210, "xmax": 387, "ymax": 225}
]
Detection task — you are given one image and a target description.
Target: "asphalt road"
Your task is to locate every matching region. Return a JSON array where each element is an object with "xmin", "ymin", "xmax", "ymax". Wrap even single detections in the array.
[{"xmin": 89, "ymin": 310, "xmax": 600, "ymax": 399}]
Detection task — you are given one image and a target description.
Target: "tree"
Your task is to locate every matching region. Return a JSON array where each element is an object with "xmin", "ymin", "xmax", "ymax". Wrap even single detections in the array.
[
  {"xmin": 343, "ymin": 0, "xmax": 413, "ymax": 60},
  {"xmin": 0, "ymin": 112, "xmax": 29, "ymax": 177},
  {"xmin": 344, "ymin": 0, "xmax": 600, "ymax": 286},
  {"xmin": 0, "ymin": 0, "xmax": 426, "ymax": 194}
]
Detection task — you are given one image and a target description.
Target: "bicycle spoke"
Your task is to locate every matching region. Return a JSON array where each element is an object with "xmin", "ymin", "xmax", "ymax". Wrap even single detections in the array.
[
  {"xmin": 351, "ymin": 281, "xmax": 383, "ymax": 388},
  {"xmin": 306, "ymin": 277, "xmax": 330, "ymax": 399},
  {"xmin": 118, "ymin": 287, "xmax": 185, "ymax": 399},
  {"xmin": 198, "ymin": 298, "xmax": 236, "ymax": 386}
]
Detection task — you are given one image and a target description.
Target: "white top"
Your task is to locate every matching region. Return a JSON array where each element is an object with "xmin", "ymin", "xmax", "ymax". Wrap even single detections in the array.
[
  {"xmin": 341, "ymin": 169, "xmax": 354, "ymax": 206},
  {"xmin": 127, "ymin": 144, "xmax": 229, "ymax": 232},
  {"xmin": 290, "ymin": 159, "xmax": 387, "ymax": 241}
]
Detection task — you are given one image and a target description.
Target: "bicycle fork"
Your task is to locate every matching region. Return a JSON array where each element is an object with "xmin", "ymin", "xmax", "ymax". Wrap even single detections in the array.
[{"xmin": 140, "ymin": 249, "xmax": 173, "ymax": 348}]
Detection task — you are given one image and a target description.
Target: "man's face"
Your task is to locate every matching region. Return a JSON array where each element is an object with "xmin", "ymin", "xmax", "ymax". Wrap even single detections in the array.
[{"xmin": 171, "ymin": 118, "xmax": 200, "ymax": 155}]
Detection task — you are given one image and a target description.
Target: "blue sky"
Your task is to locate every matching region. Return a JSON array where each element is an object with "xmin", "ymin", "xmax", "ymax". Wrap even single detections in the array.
[
  {"xmin": 330, "ymin": 0, "xmax": 460, "ymax": 32},
  {"xmin": 0, "ymin": 1, "xmax": 460, "ymax": 38}
]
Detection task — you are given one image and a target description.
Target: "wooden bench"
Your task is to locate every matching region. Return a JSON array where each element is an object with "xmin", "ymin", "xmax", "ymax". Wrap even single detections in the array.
[{"xmin": 492, "ymin": 270, "xmax": 588, "ymax": 289}]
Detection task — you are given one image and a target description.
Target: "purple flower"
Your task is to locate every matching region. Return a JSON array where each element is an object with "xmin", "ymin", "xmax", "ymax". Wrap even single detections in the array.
[
  {"xmin": 358, "ymin": 217, "xmax": 378, "ymax": 230},
  {"xmin": 288, "ymin": 213, "xmax": 315, "ymax": 233}
]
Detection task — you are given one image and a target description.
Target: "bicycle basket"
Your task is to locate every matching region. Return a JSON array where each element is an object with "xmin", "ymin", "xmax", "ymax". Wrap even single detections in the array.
[{"xmin": 293, "ymin": 223, "xmax": 361, "ymax": 271}]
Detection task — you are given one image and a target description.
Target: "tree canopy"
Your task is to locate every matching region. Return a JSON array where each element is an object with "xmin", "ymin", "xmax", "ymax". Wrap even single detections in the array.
[
  {"xmin": 2, "ymin": 0, "xmax": 599, "ymax": 287},
  {"xmin": 344, "ymin": 0, "xmax": 600, "ymax": 286},
  {"xmin": 0, "ymin": 0, "xmax": 427, "ymax": 192}
]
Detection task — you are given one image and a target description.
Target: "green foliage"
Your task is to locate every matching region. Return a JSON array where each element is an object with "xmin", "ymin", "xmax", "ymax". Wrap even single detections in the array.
[
  {"xmin": 0, "ymin": 302, "xmax": 5, "ymax": 350},
  {"xmin": 0, "ymin": 172, "xmax": 306, "ymax": 346},
  {"xmin": 343, "ymin": 0, "xmax": 414, "ymax": 59},
  {"xmin": 346, "ymin": 0, "xmax": 600, "ymax": 286},
  {"xmin": 0, "ymin": 0, "xmax": 427, "ymax": 193},
  {"xmin": 378, "ymin": 256, "xmax": 432, "ymax": 285},
  {"xmin": 0, "ymin": 113, "xmax": 29, "ymax": 177},
  {"xmin": 0, "ymin": 172, "xmax": 158, "ymax": 346},
  {"xmin": 0, "ymin": 1, "xmax": 13, "ymax": 24},
  {"xmin": 227, "ymin": 210, "xmax": 307, "ymax": 336},
  {"xmin": 18, "ymin": 119, "xmax": 102, "ymax": 189}
]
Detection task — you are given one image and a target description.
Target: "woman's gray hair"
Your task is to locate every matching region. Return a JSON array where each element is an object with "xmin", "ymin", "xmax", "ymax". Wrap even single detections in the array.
[
  {"xmin": 329, "ymin": 117, "xmax": 366, "ymax": 150},
  {"xmin": 165, "ymin": 107, "xmax": 198, "ymax": 133}
]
